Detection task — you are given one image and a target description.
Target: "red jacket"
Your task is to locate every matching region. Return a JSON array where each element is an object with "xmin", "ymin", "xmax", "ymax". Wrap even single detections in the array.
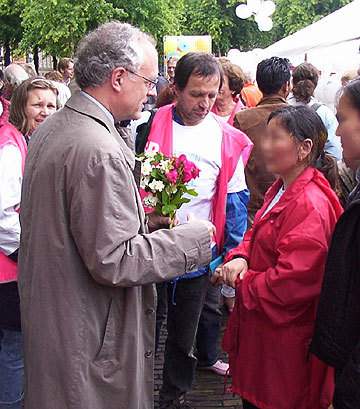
[{"xmin": 223, "ymin": 167, "xmax": 343, "ymax": 409}]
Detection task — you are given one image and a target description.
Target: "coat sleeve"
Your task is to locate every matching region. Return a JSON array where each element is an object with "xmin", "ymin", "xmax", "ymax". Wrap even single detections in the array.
[
  {"xmin": 333, "ymin": 341, "xmax": 360, "ymax": 409},
  {"xmin": 69, "ymin": 156, "xmax": 212, "ymax": 287},
  {"xmin": 239, "ymin": 208, "xmax": 330, "ymax": 326}
]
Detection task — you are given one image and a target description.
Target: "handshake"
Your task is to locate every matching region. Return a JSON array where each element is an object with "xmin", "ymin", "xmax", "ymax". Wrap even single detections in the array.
[{"xmin": 146, "ymin": 211, "xmax": 249, "ymax": 287}]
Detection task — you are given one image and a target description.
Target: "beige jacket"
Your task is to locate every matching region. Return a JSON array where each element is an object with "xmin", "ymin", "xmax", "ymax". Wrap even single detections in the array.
[{"xmin": 18, "ymin": 92, "xmax": 212, "ymax": 409}]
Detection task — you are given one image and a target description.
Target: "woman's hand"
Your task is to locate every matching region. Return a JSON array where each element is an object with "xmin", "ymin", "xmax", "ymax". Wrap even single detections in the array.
[{"xmin": 210, "ymin": 257, "xmax": 248, "ymax": 288}]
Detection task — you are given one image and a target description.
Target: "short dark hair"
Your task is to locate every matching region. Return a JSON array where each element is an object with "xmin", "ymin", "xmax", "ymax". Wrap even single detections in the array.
[
  {"xmin": 256, "ymin": 57, "xmax": 291, "ymax": 95},
  {"xmin": 343, "ymin": 78, "xmax": 360, "ymax": 115},
  {"xmin": 174, "ymin": 52, "xmax": 224, "ymax": 91}
]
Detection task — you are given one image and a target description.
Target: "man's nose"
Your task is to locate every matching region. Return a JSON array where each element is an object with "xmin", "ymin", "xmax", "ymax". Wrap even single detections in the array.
[{"xmin": 147, "ymin": 86, "xmax": 157, "ymax": 98}]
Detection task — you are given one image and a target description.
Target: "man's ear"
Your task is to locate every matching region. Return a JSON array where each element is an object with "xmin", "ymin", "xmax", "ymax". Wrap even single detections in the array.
[
  {"xmin": 111, "ymin": 67, "xmax": 126, "ymax": 93},
  {"xmin": 173, "ymin": 83, "xmax": 180, "ymax": 98}
]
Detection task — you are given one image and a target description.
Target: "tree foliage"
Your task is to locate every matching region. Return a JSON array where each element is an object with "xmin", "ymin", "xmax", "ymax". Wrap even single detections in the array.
[{"xmin": 0, "ymin": 0, "xmax": 354, "ymax": 63}]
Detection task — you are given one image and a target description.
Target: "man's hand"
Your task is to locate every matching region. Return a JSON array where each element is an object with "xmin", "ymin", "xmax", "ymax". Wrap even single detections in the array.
[
  {"xmin": 187, "ymin": 212, "xmax": 216, "ymax": 242},
  {"xmin": 210, "ymin": 258, "xmax": 248, "ymax": 288},
  {"xmin": 146, "ymin": 211, "xmax": 179, "ymax": 233}
]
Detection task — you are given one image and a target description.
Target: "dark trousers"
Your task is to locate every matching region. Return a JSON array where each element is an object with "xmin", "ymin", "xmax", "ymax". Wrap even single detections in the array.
[
  {"xmin": 158, "ymin": 273, "xmax": 208, "ymax": 405},
  {"xmin": 196, "ymin": 281, "xmax": 222, "ymax": 367},
  {"xmin": 242, "ymin": 399, "xmax": 259, "ymax": 409}
]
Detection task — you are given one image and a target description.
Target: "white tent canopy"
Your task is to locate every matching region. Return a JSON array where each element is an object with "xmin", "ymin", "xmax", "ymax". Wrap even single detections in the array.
[{"xmin": 262, "ymin": 0, "xmax": 360, "ymax": 59}]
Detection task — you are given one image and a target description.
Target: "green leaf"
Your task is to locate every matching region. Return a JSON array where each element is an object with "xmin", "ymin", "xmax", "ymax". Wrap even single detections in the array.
[
  {"xmin": 161, "ymin": 189, "xmax": 169, "ymax": 205},
  {"xmin": 185, "ymin": 189, "xmax": 198, "ymax": 197},
  {"xmin": 161, "ymin": 204, "xmax": 178, "ymax": 215}
]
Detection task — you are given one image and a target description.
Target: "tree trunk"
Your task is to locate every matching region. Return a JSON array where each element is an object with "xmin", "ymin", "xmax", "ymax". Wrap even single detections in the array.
[
  {"xmin": 4, "ymin": 38, "xmax": 11, "ymax": 66},
  {"xmin": 33, "ymin": 45, "xmax": 39, "ymax": 74},
  {"xmin": 52, "ymin": 56, "xmax": 58, "ymax": 70},
  {"xmin": 69, "ymin": 26, "xmax": 74, "ymax": 57}
]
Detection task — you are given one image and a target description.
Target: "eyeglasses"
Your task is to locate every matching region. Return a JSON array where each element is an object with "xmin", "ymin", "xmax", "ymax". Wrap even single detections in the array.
[{"xmin": 127, "ymin": 69, "xmax": 158, "ymax": 90}]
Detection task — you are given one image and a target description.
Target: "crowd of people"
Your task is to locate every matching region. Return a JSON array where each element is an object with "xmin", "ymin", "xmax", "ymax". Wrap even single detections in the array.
[{"xmin": 0, "ymin": 20, "xmax": 360, "ymax": 409}]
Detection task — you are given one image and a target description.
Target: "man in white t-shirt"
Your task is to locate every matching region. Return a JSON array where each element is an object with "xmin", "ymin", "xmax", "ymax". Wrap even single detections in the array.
[{"xmin": 135, "ymin": 52, "xmax": 252, "ymax": 409}]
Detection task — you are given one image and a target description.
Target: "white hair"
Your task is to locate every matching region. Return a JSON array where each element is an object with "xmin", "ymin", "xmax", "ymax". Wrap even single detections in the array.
[
  {"xmin": 74, "ymin": 21, "xmax": 155, "ymax": 89},
  {"xmin": 4, "ymin": 64, "xmax": 29, "ymax": 88}
]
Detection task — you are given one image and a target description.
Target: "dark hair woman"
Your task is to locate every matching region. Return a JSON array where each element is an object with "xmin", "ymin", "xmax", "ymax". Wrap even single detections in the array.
[
  {"xmin": 289, "ymin": 62, "xmax": 342, "ymax": 161},
  {"xmin": 211, "ymin": 105, "xmax": 343, "ymax": 409},
  {"xmin": 311, "ymin": 78, "xmax": 360, "ymax": 409}
]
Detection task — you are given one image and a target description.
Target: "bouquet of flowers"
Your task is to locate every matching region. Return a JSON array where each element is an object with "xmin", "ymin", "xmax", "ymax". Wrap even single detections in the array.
[{"xmin": 138, "ymin": 150, "xmax": 200, "ymax": 228}]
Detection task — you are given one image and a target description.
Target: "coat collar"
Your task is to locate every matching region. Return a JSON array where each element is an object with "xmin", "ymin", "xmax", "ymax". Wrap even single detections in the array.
[
  {"xmin": 257, "ymin": 95, "xmax": 287, "ymax": 107},
  {"xmin": 65, "ymin": 91, "xmax": 135, "ymax": 169},
  {"xmin": 257, "ymin": 166, "xmax": 321, "ymax": 221}
]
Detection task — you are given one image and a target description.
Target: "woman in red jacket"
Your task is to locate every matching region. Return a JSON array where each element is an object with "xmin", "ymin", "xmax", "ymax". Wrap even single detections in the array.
[{"xmin": 211, "ymin": 105, "xmax": 343, "ymax": 409}]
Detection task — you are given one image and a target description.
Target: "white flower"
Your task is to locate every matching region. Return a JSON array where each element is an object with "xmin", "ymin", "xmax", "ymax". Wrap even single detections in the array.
[
  {"xmin": 143, "ymin": 194, "xmax": 158, "ymax": 208},
  {"xmin": 148, "ymin": 180, "xmax": 165, "ymax": 192},
  {"xmin": 141, "ymin": 160, "xmax": 153, "ymax": 176},
  {"xmin": 144, "ymin": 150, "xmax": 157, "ymax": 160},
  {"xmin": 140, "ymin": 176, "xmax": 150, "ymax": 190},
  {"xmin": 158, "ymin": 160, "xmax": 171, "ymax": 172},
  {"xmin": 166, "ymin": 185, "xmax": 178, "ymax": 195}
]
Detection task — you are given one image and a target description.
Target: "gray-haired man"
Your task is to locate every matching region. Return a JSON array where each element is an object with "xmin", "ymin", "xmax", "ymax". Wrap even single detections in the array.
[{"xmin": 18, "ymin": 21, "xmax": 214, "ymax": 409}]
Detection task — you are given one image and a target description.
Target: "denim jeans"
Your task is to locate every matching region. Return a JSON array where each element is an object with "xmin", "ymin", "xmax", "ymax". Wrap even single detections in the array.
[
  {"xmin": 0, "ymin": 329, "xmax": 23, "ymax": 409},
  {"xmin": 159, "ymin": 273, "xmax": 208, "ymax": 405}
]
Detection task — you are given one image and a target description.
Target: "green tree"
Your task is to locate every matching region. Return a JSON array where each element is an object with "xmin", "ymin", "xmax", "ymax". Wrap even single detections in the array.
[
  {"xmin": 273, "ymin": 0, "xmax": 352, "ymax": 37},
  {"xmin": 18, "ymin": 0, "xmax": 125, "ymax": 58},
  {"xmin": 110, "ymin": 0, "xmax": 184, "ymax": 55},
  {"xmin": 0, "ymin": 0, "xmax": 23, "ymax": 65}
]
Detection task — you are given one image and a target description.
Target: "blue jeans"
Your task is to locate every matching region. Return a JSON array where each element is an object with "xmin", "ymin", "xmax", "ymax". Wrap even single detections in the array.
[{"xmin": 0, "ymin": 329, "xmax": 23, "ymax": 409}]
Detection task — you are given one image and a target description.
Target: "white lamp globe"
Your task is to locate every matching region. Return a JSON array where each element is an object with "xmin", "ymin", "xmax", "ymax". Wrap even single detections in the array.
[
  {"xmin": 235, "ymin": 4, "xmax": 252, "ymax": 19},
  {"xmin": 247, "ymin": 0, "xmax": 262, "ymax": 14},
  {"xmin": 257, "ymin": 16, "xmax": 273, "ymax": 31},
  {"xmin": 258, "ymin": 0, "xmax": 276, "ymax": 17}
]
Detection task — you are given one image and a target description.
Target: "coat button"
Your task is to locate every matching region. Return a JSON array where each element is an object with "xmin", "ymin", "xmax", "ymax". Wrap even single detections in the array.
[
  {"xmin": 146, "ymin": 308, "xmax": 155, "ymax": 315},
  {"xmin": 144, "ymin": 350, "xmax": 153, "ymax": 358}
]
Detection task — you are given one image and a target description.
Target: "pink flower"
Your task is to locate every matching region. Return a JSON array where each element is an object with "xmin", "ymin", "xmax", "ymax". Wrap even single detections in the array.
[
  {"xmin": 182, "ymin": 160, "xmax": 200, "ymax": 183},
  {"xmin": 166, "ymin": 169, "xmax": 178, "ymax": 184},
  {"xmin": 179, "ymin": 154, "xmax": 187, "ymax": 163},
  {"xmin": 173, "ymin": 158, "xmax": 181, "ymax": 169}
]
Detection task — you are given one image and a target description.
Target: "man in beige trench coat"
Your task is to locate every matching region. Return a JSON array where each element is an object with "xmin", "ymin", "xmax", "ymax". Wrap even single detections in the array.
[{"xmin": 17, "ymin": 21, "xmax": 213, "ymax": 409}]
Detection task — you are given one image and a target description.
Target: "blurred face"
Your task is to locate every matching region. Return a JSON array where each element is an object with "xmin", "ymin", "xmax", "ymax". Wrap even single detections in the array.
[
  {"xmin": 336, "ymin": 94, "xmax": 360, "ymax": 161},
  {"xmin": 174, "ymin": 73, "xmax": 220, "ymax": 126},
  {"xmin": 216, "ymin": 75, "xmax": 234, "ymax": 107},
  {"xmin": 119, "ymin": 43, "xmax": 158, "ymax": 121},
  {"xmin": 167, "ymin": 59, "xmax": 177, "ymax": 79},
  {"xmin": 262, "ymin": 117, "xmax": 308, "ymax": 176},
  {"xmin": 26, "ymin": 88, "xmax": 57, "ymax": 133},
  {"xmin": 63, "ymin": 62, "xmax": 74, "ymax": 81}
]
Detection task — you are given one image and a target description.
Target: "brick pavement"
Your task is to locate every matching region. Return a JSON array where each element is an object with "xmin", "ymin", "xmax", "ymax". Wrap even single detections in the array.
[{"xmin": 154, "ymin": 307, "xmax": 244, "ymax": 409}]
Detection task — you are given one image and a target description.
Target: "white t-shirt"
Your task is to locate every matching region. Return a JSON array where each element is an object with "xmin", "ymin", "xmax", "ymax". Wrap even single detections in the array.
[
  {"xmin": 0, "ymin": 144, "xmax": 22, "ymax": 255},
  {"xmin": 173, "ymin": 113, "xmax": 247, "ymax": 223},
  {"xmin": 261, "ymin": 186, "xmax": 285, "ymax": 219}
]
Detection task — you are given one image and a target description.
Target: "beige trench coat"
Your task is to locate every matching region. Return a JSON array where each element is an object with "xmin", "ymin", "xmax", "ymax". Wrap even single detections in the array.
[{"xmin": 18, "ymin": 92, "xmax": 212, "ymax": 409}]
